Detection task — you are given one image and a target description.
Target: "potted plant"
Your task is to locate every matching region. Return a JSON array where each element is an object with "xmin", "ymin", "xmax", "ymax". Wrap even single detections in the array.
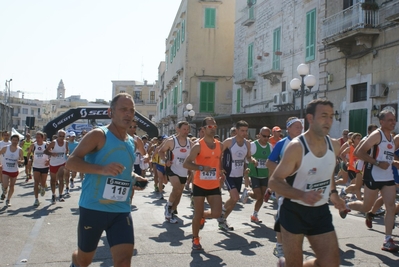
[
  {"xmin": 263, "ymin": 52, "xmax": 269, "ymax": 57},
  {"xmin": 257, "ymin": 55, "xmax": 262, "ymax": 60},
  {"xmin": 275, "ymin": 51, "xmax": 282, "ymax": 56},
  {"xmin": 361, "ymin": 1, "xmax": 379, "ymax": 11}
]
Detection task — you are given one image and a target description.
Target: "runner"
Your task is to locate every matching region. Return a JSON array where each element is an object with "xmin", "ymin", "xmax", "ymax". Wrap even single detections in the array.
[
  {"xmin": 27, "ymin": 131, "xmax": 49, "ymax": 206},
  {"xmin": 269, "ymin": 99, "xmax": 346, "ymax": 266},
  {"xmin": 269, "ymin": 126, "xmax": 282, "ymax": 147},
  {"xmin": 242, "ymin": 127, "xmax": 273, "ymax": 224},
  {"xmin": 159, "ymin": 121, "xmax": 192, "ymax": 224},
  {"xmin": 218, "ymin": 120, "xmax": 257, "ymax": 231},
  {"xmin": 266, "ymin": 116, "xmax": 303, "ymax": 259},
  {"xmin": 0, "ymin": 131, "xmax": 11, "ymax": 185},
  {"xmin": 67, "ymin": 132, "xmax": 79, "ymax": 189},
  {"xmin": 347, "ymin": 110, "xmax": 399, "ymax": 252},
  {"xmin": 66, "ymin": 93, "xmax": 147, "ymax": 267},
  {"xmin": 20, "ymin": 133, "xmax": 33, "ymax": 182},
  {"xmin": 154, "ymin": 136, "xmax": 168, "ymax": 200},
  {"xmin": 0, "ymin": 134, "xmax": 24, "ymax": 207},
  {"xmin": 44, "ymin": 130, "xmax": 69, "ymax": 203},
  {"xmin": 183, "ymin": 117, "xmax": 224, "ymax": 250}
]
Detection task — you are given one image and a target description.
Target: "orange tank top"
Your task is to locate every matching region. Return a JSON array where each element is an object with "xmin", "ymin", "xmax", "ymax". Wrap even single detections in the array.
[
  {"xmin": 194, "ymin": 139, "xmax": 221, "ymax": 189},
  {"xmin": 348, "ymin": 145, "xmax": 358, "ymax": 172}
]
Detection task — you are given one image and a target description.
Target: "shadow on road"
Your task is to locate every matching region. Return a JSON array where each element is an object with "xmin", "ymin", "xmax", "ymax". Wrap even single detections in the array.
[
  {"xmin": 346, "ymin": 243, "xmax": 398, "ymax": 265},
  {"xmin": 214, "ymin": 231, "xmax": 263, "ymax": 256},
  {"xmin": 190, "ymin": 250, "xmax": 226, "ymax": 267}
]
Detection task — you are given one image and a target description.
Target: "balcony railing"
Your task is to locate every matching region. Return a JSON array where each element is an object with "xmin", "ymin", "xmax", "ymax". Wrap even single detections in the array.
[
  {"xmin": 379, "ymin": 1, "xmax": 399, "ymax": 24},
  {"xmin": 322, "ymin": 3, "xmax": 379, "ymax": 40},
  {"xmin": 241, "ymin": 6, "xmax": 255, "ymax": 26}
]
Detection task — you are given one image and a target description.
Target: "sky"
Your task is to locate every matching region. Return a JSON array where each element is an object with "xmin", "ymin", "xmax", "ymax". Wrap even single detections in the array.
[{"xmin": 0, "ymin": 0, "xmax": 182, "ymax": 101}]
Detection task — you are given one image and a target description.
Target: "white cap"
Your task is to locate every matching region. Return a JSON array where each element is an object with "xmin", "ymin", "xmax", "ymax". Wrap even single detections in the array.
[{"xmin": 69, "ymin": 131, "xmax": 76, "ymax": 137}]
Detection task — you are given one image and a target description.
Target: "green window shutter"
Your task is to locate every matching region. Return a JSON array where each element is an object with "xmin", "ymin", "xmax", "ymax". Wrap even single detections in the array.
[
  {"xmin": 179, "ymin": 80, "xmax": 182, "ymax": 103},
  {"xmin": 177, "ymin": 30, "xmax": 180, "ymax": 51},
  {"xmin": 205, "ymin": 8, "xmax": 216, "ymax": 28},
  {"xmin": 273, "ymin": 27, "xmax": 281, "ymax": 70},
  {"xmin": 200, "ymin": 82, "xmax": 215, "ymax": 112},
  {"xmin": 247, "ymin": 43, "xmax": 253, "ymax": 79},
  {"xmin": 236, "ymin": 89, "xmax": 241, "ymax": 113},
  {"xmin": 160, "ymin": 101, "xmax": 163, "ymax": 110},
  {"xmin": 165, "ymin": 97, "xmax": 167, "ymax": 108},
  {"xmin": 181, "ymin": 20, "xmax": 185, "ymax": 42},
  {"xmin": 249, "ymin": 6, "xmax": 254, "ymax": 20},
  {"xmin": 170, "ymin": 48, "xmax": 173, "ymax": 63},
  {"xmin": 305, "ymin": 9, "xmax": 316, "ymax": 62},
  {"xmin": 173, "ymin": 87, "xmax": 178, "ymax": 114},
  {"xmin": 349, "ymin": 109, "xmax": 367, "ymax": 137}
]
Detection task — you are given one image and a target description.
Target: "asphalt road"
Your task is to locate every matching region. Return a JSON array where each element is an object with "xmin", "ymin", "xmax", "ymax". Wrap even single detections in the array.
[{"xmin": 0, "ymin": 170, "xmax": 398, "ymax": 267}]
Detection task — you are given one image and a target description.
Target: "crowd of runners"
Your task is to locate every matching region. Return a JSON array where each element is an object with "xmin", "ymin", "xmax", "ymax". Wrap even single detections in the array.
[{"xmin": 1, "ymin": 93, "xmax": 398, "ymax": 267}]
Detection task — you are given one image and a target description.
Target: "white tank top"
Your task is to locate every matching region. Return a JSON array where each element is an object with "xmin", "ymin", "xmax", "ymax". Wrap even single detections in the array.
[
  {"xmin": 49, "ymin": 140, "xmax": 67, "ymax": 166},
  {"xmin": 133, "ymin": 136, "xmax": 141, "ymax": 165},
  {"xmin": 229, "ymin": 137, "xmax": 248, "ymax": 177},
  {"xmin": 3, "ymin": 145, "xmax": 21, "ymax": 173},
  {"xmin": 370, "ymin": 129, "xmax": 395, "ymax": 182},
  {"xmin": 33, "ymin": 143, "xmax": 49, "ymax": 168},
  {"xmin": 170, "ymin": 136, "xmax": 190, "ymax": 177},
  {"xmin": 288, "ymin": 135, "xmax": 336, "ymax": 207}
]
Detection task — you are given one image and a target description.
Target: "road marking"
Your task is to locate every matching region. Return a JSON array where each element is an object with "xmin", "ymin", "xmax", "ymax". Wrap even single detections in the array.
[{"xmin": 14, "ymin": 216, "xmax": 45, "ymax": 266}]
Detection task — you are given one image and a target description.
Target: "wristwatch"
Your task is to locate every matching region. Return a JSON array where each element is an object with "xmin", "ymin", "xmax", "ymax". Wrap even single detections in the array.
[
  {"xmin": 374, "ymin": 161, "xmax": 380, "ymax": 166},
  {"xmin": 329, "ymin": 189, "xmax": 338, "ymax": 196},
  {"xmin": 198, "ymin": 165, "xmax": 204, "ymax": 171}
]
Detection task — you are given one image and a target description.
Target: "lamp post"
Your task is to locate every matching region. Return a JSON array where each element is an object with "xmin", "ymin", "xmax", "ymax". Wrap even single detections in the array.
[
  {"xmin": 183, "ymin": 103, "xmax": 195, "ymax": 122},
  {"xmin": 289, "ymin": 64, "xmax": 316, "ymax": 119},
  {"xmin": 5, "ymin": 79, "xmax": 12, "ymax": 104}
]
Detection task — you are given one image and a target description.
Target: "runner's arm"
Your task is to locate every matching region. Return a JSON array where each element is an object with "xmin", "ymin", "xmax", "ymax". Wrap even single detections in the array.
[{"xmin": 182, "ymin": 143, "xmax": 202, "ymax": 171}]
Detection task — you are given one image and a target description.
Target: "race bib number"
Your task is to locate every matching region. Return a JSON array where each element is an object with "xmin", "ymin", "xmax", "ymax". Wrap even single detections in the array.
[
  {"xmin": 305, "ymin": 179, "xmax": 330, "ymax": 195},
  {"xmin": 257, "ymin": 159, "xmax": 267, "ymax": 169},
  {"xmin": 176, "ymin": 157, "xmax": 185, "ymax": 165},
  {"xmin": 102, "ymin": 177, "xmax": 131, "ymax": 202},
  {"xmin": 200, "ymin": 168, "xmax": 217, "ymax": 180},
  {"xmin": 233, "ymin": 160, "xmax": 244, "ymax": 169}
]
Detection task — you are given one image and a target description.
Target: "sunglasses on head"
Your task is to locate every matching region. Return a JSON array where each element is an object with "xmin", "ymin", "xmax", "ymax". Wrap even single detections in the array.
[{"xmin": 203, "ymin": 125, "xmax": 217, "ymax": 129}]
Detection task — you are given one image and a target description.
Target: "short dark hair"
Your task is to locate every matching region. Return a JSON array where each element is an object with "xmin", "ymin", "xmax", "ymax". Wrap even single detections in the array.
[
  {"xmin": 110, "ymin": 93, "xmax": 133, "ymax": 111},
  {"xmin": 177, "ymin": 121, "xmax": 189, "ymax": 129},
  {"xmin": 11, "ymin": 134, "xmax": 20, "ymax": 141},
  {"xmin": 236, "ymin": 120, "xmax": 249, "ymax": 129},
  {"xmin": 306, "ymin": 99, "xmax": 334, "ymax": 116},
  {"xmin": 367, "ymin": 124, "xmax": 378, "ymax": 132},
  {"xmin": 202, "ymin": 117, "xmax": 215, "ymax": 127},
  {"xmin": 378, "ymin": 109, "xmax": 395, "ymax": 120}
]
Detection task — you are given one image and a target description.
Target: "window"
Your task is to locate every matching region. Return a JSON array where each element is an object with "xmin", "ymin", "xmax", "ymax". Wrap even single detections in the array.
[
  {"xmin": 177, "ymin": 30, "xmax": 180, "ymax": 51},
  {"xmin": 181, "ymin": 20, "xmax": 185, "ymax": 42},
  {"xmin": 352, "ymin": 83, "xmax": 367, "ymax": 102},
  {"xmin": 165, "ymin": 54, "xmax": 168, "ymax": 71},
  {"xmin": 170, "ymin": 48, "xmax": 173, "ymax": 63},
  {"xmin": 200, "ymin": 82, "xmax": 215, "ymax": 112},
  {"xmin": 22, "ymin": 108, "xmax": 28, "ymax": 114},
  {"xmin": 282, "ymin": 81, "xmax": 286, "ymax": 92},
  {"xmin": 150, "ymin": 91, "xmax": 155, "ymax": 101},
  {"xmin": 160, "ymin": 101, "xmax": 163, "ymax": 110},
  {"xmin": 273, "ymin": 27, "xmax": 281, "ymax": 70},
  {"xmin": 173, "ymin": 87, "xmax": 178, "ymax": 114},
  {"xmin": 179, "ymin": 80, "xmax": 183, "ymax": 103},
  {"xmin": 133, "ymin": 91, "xmax": 142, "ymax": 101},
  {"xmin": 173, "ymin": 38, "xmax": 177, "ymax": 57},
  {"xmin": 343, "ymin": 0, "xmax": 354, "ymax": 10},
  {"xmin": 205, "ymin": 8, "xmax": 216, "ymax": 28},
  {"xmin": 247, "ymin": 43, "xmax": 254, "ymax": 79},
  {"xmin": 254, "ymin": 88, "xmax": 257, "ymax": 99},
  {"xmin": 31, "ymin": 109, "xmax": 34, "ymax": 115},
  {"xmin": 249, "ymin": 5, "xmax": 254, "ymax": 20},
  {"xmin": 305, "ymin": 9, "xmax": 316, "ymax": 62},
  {"xmin": 236, "ymin": 89, "xmax": 241, "ymax": 113}
]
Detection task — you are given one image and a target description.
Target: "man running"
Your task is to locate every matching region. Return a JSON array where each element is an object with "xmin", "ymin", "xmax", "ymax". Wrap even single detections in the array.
[
  {"xmin": 67, "ymin": 93, "xmax": 147, "ymax": 267},
  {"xmin": 67, "ymin": 132, "xmax": 79, "ymax": 189},
  {"xmin": 218, "ymin": 120, "xmax": 256, "ymax": 231},
  {"xmin": 0, "ymin": 134, "xmax": 24, "ymax": 207},
  {"xmin": 20, "ymin": 133, "xmax": 33, "ymax": 182},
  {"xmin": 27, "ymin": 131, "xmax": 50, "ymax": 206},
  {"xmin": 347, "ymin": 109, "xmax": 399, "ymax": 252},
  {"xmin": 44, "ymin": 130, "xmax": 69, "ymax": 203},
  {"xmin": 183, "ymin": 117, "xmax": 224, "ymax": 250},
  {"xmin": 269, "ymin": 99, "xmax": 346, "ymax": 266},
  {"xmin": 0, "ymin": 131, "xmax": 11, "ymax": 186},
  {"xmin": 159, "ymin": 121, "xmax": 192, "ymax": 224}
]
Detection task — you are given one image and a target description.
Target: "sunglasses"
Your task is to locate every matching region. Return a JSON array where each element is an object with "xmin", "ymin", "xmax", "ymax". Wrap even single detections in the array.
[
  {"xmin": 204, "ymin": 125, "xmax": 217, "ymax": 129},
  {"xmin": 58, "ymin": 135, "xmax": 65, "ymax": 138},
  {"xmin": 130, "ymin": 126, "xmax": 137, "ymax": 129},
  {"xmin": 261, "ymin": 134, "xmax": 271, "ymax": 138}
]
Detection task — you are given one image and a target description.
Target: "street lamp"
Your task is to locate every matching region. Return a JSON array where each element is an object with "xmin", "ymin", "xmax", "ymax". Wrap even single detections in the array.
[
  {"xmin": 5, "ymin": 79, "xmax": 12, "ymax": 104},
  {"xmin": 183, "ymin": 103, "xmax": 195, "ymax": 122},
  {"xmin": 290, "ymin": 64, "xmax": 316, "ymax": 119}
]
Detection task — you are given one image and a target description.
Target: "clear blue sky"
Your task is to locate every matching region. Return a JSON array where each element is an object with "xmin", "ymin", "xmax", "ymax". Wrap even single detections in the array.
[{"xmin": 0, "ymin": 0, "xmax": 181, "ymax": 101}]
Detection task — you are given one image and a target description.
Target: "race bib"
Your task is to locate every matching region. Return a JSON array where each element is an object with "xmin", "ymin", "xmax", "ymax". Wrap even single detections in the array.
[
  {"xmin": 200, "ymin": 168, "xmax": 217, "ymax": 180},
  {"xmin": 102, "ymin": 177, "xmax": 131, "ymax": 202},
  {"xmin": 305, "ymin": 179, "xmax": 330, "ymax": 196},
  {"xmin": 233, "ymin": 160, "xmax": 244, "ymax": 169},
  {"xmin": 176, "ymin": 157, "xmax": 185, "ymax": 165},
  {"xmin": 257, "ymin": 159, "xmax": 267, "ymax": 169}
]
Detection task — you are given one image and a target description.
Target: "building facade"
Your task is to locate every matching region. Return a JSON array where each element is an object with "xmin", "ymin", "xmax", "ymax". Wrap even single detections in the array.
[{"xmin": 156, "ymin": 0, "xmax": 235, "ymax": 137}]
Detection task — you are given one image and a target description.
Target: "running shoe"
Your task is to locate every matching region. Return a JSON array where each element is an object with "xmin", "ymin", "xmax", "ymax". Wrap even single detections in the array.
[
  {"xmin": 1, "ymin": 194, "xmax": 5, "ymax": 200},
  {"xmin": 154, "ymin": 186, "xmax": 159, "ymax": 193},
  {"xmin": 350, "ymin": 194, "xmax": 357, "ymax": 201},
  {"xmin": 240, "ymin": 188, "xmax": 249, "ymax": 204},
  {"xmin": 51, "ymin": 195, "xmax": 56, "ymax": 204},
  {"xmin": 339, "ymin": 208, "xmax": 351, "ymax": 219},
  {"xmin": 34, "ymin": 199, "xmax": 40, "ymax": 206},
  {"xmin": 167, "ymin": 213, "xmax": 178, "ymax": 224},
  {"xmin": 164, "ymin": 203, "xmax": 171, "ymax": 219},
  {"xmin": 365, "ymin": 212, "xmax": 374, "ymax": 229},
  {"xmin": 381, "ymin": 238, "xmax": 399, "ymax": 252},
  {"xmin": 375, "ymin": 208, "xmax": 386, "ymax": 216},
  {"xmin": 273, "ymin": 243, "xmax": 284, "ymax": 258},
  {"xmin": 40, "ymin": 186, "xmax": 45, "ymax": 197},
  {"xmin": 277, "ymin": 257, "xmax": 286, "ymax": 267},
  {"xmin": 200, "ymin": 218, "xmax": 206, "ymax": 230},
  {"xmin": 5, "ymin": 199, "xmax": 10, "ymax": 207},
  {"xmin": 192, "ymin": 237, "xmax": 203, "ymax": 250},
  {"xmin": 250, "ymin": 215, "xmax": 262, "ymax": 223},
  {"xmin": 65, "ymin": 188, "xmax": 70, "ymax": 195},
  {"xmin": 339, "ymin": 188, "xmax": 347, "ymax": 199},
  {"xmin": 59, "ymin": 195, "xmax": 65, "ymax": 202},
  {"xmin": 270, "ymin": 192, "xmax": 277, "ymax": 202},
  {"xmin": 173, "ymin": 209, "xmax": 178, "ymax": 215},
  {"xmin": 218, "ymin": 220, "xmax": 234, "ymax": 231},
  {"xmin": 70, "ymin": 179, "xmax": 75, "ymax": 189},
  {"xmin": 264, "ymin": 189, "xmax": 271, "ymax": 203}
]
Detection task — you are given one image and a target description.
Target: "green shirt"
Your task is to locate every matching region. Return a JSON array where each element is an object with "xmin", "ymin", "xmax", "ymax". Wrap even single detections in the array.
[{"xmin": 248, "ymin": 140, "xmax": 272, "ymax": 178}]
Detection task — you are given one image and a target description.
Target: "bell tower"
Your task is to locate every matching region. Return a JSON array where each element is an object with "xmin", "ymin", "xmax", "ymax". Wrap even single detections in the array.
[{"xmin": 57, "ymin": 79, "xmax": 65, "ymax": 99}]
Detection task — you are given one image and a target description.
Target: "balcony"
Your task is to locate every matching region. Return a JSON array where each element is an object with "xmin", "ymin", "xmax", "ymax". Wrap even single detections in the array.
[
  {"xmin": 322, "ymin": 2, "xmax": 380, "ymax": 55},
  {"xmin": 235, "ymin": 70, "xmax": 256, "ymax": 93},
  {"xmin": 241, "ymin": 6, "xmax": 255, "ymax": 27},
  {"xmin": 145, "ymin": 100, "xmax": 157, "ymax": 105},
  {"xmin": 379, "ymin": 1, "xmax": 399, "ymax": 24},
  {"xmin": 259, "ymin": 69, "xmax": 284, "ymax": 85}
]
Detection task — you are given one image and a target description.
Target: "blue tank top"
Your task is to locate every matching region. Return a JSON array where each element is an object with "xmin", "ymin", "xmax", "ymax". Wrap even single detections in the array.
[
  {"xmin": 79, "ymin": 126, "xmax": 136, "ymax": 213},
  {"xmin": 68, "ymin": 141, "xmax": 79, "ymax": 154}
]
